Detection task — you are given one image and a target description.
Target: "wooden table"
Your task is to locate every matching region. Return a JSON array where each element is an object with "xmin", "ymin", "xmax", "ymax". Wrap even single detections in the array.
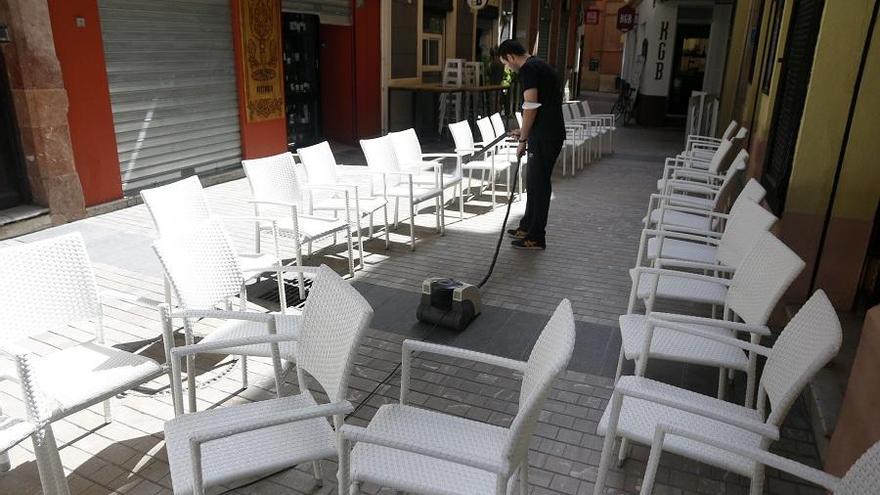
[{"xmin": 387, "ymin": 83, "xmax": 507, "ymax": 136}]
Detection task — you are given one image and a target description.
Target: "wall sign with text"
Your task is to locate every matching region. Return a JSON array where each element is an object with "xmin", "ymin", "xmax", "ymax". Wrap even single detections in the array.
[
  {"xmin": 240, "ymin": 0, "xmax": 283, "ymax": 122},
  {"xmin": 586, "ymin": 9, "xmax": 600, "ymax": 25},
  {"xmin": 616, "ymin": 5, "xmax": 635, "ymax": 32}
]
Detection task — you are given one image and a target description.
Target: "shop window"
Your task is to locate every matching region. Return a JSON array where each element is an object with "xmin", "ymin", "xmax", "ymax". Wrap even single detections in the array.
[
  {"xmin": 761, "ymin": 0, "xmax": 785, "ymax": 94},
  {"xmin": 422, "ymin": 11, "xmax": 445, "ymax": 71}
]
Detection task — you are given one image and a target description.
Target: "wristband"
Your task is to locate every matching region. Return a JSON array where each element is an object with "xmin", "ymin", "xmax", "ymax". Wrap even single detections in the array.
[{"xmin": 519, "ymin": 138, "xmax": 528, "ymax": 143}]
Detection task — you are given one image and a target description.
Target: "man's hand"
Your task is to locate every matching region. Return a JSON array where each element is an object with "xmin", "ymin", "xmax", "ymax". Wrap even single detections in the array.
[
  {"xmin": 509, "ymin": 129, "xmax": 521, "ymax": 138},
  {"xmin": 517, "ymin": 141, "xmax": 527, "ymax": 159}
]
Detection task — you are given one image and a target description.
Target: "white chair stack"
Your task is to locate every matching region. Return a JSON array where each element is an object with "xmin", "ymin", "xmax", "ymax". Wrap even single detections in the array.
[{"xmin": 438, "ymin": 59, "xmax": 465, "ymax": 134}]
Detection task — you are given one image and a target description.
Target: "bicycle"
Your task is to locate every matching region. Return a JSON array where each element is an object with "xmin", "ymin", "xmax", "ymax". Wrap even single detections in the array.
[{"xmin": 611, "ymin": 79, "xmax": 637, "ymax": 126}]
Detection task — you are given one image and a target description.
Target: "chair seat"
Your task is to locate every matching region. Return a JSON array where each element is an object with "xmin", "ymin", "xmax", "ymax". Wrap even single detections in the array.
[
  {"xmin": 238, "ymin": 253, "xmax": 280, "ymax": 277},
  {"xmin": 631, "ymin": 269, "xmax": 728, "ymax": 305},
  {"xmin": 165, "ymin": 392, "xmax": 336, "ymax": 495},
  {"xmin": 645, "ymin": 237, "xmax": 718, "ymax": 264},
  {"xmin": 657, "ymin": 178, "xmax": 718, "ymax": 194},
  {"xmin": 199, "ymin": 310, "xmax": 300, "ymax": 361},
  {"xmin": 646, "ymin": 208, "xmax": 713, "ymax": 231},
  {"xmin": 33, "ymin": 341, "xmax": 163, "ymax": 419},
  {"xmin": 461, "ymin": 159, "xmax": 513, "ymax": 172},
  {"xmin": 350, "ymin": 404, "xmax": 513, "ymax": 495},
  {"xmin": 263, "ymin": 215, "xmax": 349, "ymax": 241},
  {"xmin": 385, "ymin": 184, "xmax": 444, "ymax": 202},
  {"xmin": 618, "ymin": 314, "xmax": 749, "ymax": 371},
  {"xmin": 0, "ymin": 415, "xmax": 34, "ymax": 452},
  {"xmin": 598, "ymin": 376, "xmax": 762, "ymax": 477},
  {"xmin": 312, "ymin": 196, "xmax": 388, "ymax": 215}
]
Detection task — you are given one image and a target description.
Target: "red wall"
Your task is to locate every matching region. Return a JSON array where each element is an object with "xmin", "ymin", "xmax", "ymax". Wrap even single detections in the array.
[
  {"xmin": 47, "ymin": 0, "xmax": 122, "ymax": 206},
  {"xmin": 353, "ymin": 0, "xmax": 381, "ymax": 138},
  {"xmin": 320, "ymin": 24, "xmax": 356, "ymax": 144},
  {"xmin": 231, "ymin": 0, "xmax": 288, "ymax": 159}
]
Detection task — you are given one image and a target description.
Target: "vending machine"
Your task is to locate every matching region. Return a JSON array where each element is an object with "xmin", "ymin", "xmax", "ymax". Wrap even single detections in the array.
[{"xmin": 282, "ymin": 12, "xmax": 321, "ymax": 148}]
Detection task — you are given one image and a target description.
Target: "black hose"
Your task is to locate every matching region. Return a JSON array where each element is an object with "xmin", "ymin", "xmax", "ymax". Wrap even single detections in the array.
[{"xmin": 477, "ymin": 152, "xmax": 523, "ymax": 289}]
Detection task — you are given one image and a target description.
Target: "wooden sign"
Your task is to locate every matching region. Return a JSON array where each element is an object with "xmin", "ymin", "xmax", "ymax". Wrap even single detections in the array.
[{"xmin": 240, "ymin": 0, "xmax": 283, "ymax": 122}]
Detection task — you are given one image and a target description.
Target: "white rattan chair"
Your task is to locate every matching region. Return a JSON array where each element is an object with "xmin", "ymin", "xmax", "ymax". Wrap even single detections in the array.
[
  {"xmin": 296, "ymin": 141, "xmax": 390, "ymax": 256},
  {"xmin": 242, "ymin": 152, "xmax": 356, "ymax": 277},
  {"xmin": 476, "ymin": 116, "xmax": 519, "ymax": 194},
  {"xmin": 594, "ymin": 290, "xmax": 842, "ymax": 495},
  {"xmin": 623, "ymin": 232, "xmax": 805, "ymax": 405},
  {"xmin": 564, "ymin": 103, "xmax": 602, "ymax": 160},
  {"xmin": 0, "ymin": 234, "xmax": 165, "ymax": 495},
  {"xmin": 340, "ymin": 299, "xmax": 576, "ymax": 495},
  {"xmin": 655, "ymin": 150, "xmax": 748, "ymax": 213},
  {"xmin": 645, "ymin": 177, "xmax": 766, "ymax": 234},
  {"xmin": 448, "ymin": 119, "xmax": 513, "ymax": 210},
  {"xmin": 577, "ymin": 100, "xmax": 616, "ymax": 153},
  {"xmin": 636, "ymin": 197, "xmax": 777, "ymax": 271},
  {"xmin": 360, "ymin": 135, "xmax": 446, "ymax": 250},
  {"xmin": 153, "ymin": 219, "xmax": 296, "ymax": 413},
  {"xmin": 660, "ymin": 128, "xmax": 748, "ymax": 186},
  {"xmin": 560, "ymin": 105, "xmax": 593, "ymax": 173},
  {"xmin": 643, "ymin": 432, "xmax": 878, "ymax": 495},
  {"xmin": 140, "ymin": 176, "xmax": 282, "ymax": 306},
  {"xmin": 162, "ymin": 264, "xmax": 373, "ymax": 495},
  {"xmin": 388, "ymin": 128, "xmax": 465, "ymax": 219},
  {"xmin": 682, "ymin": 120, "xmax": 738, "ymax": 158},
  {"xmin": 489, "ymin": 112, "xmax": 529, "ymax": 195}
]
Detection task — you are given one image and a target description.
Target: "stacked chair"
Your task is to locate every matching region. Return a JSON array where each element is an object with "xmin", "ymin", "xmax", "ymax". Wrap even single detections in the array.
[
  {"xmin": 448, "ymin": 119, "xmax": 514, "ymax": 210},
  {"xmin": 591, "ymin": 122, "xmax": 852, "ymax": 495}
]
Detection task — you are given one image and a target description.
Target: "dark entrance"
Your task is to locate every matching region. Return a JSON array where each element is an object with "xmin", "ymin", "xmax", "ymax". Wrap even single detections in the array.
[
  {"xmin": 761, "ymin": 0, "xmax": 825, "ymax": 215},
  {"xmin": 668, "ymin": 24, "xmax": 710, "ymax": 115},
  {"xmin": 282, "ymin": 12, "xmax": 321, "ymax": 149},
  {"xmin": 0, "ymin": 51, "xmax": 30, "ymax": 209}
]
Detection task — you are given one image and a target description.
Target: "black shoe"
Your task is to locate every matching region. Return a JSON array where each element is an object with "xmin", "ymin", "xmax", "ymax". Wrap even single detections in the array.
[
  {"xmin": 507, "ymin": 228, "xmax": 528, "ymax": 239},
  {"xmin": 511, "ymin": 238, "xmax": 546, "ymax": 250}
]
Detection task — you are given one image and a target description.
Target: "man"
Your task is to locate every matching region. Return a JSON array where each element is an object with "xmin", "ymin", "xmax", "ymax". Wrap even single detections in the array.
[{"xmin": 498, "ymin": 39, "xmax": 565, "ymax": 250}]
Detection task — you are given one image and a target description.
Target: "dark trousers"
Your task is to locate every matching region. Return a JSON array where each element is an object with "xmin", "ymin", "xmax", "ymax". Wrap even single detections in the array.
[{"xmin": 518, "ymin": 138, "xmax": 563, "ymax": 241}]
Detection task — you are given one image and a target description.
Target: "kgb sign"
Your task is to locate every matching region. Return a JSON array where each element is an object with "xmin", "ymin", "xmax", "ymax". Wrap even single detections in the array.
[
  {"xmin": 467, "ymin": 0, "xmax": 489, "ymax": 10},
  {"xmin": 617, "ymin": 5, "xmax": 636, "ymax": 32}
]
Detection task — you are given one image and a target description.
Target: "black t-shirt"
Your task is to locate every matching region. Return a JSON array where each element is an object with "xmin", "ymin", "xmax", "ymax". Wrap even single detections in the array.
[{"xmin": 518, "ymin": 56, "xmax": 565, "ymax": 142}]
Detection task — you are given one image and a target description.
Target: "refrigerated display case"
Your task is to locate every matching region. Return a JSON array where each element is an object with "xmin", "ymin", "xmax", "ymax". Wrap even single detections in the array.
[{"xmin": 282, "ymin": 12, "xmax": 321, "ymax": 148}]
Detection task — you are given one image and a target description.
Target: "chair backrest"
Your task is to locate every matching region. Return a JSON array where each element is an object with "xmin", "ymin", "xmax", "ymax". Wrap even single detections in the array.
[
  {"xmin": 361, "ymin": 135, "xmax": 404, "ymax": 186},
  {"xmin": 838, "ymin": 441, "xmax": 880, "ymax": 495},
  {"xmin": 388, "ymin": 128, "xmax": 424, "ymax": 165},
  {"xmin": 448, "ymin": 120, "xmax": 476, "ymax": 157},
  {"xmin": 505, "ymin": 299, "xmax": 576, "ymax": 465},
  {"xmin": 711, "ymin": 149, "xmax": 749, "ymax": 210},
  {"xmin": 476, "ymin": 116, "xmax": 497, "ymax": 143},
  {"xmin": 490, "ymin": 113, "xmax": 506, "ymax": 137},
  {"xmin": 152, "ymin": 219, "xmax": 244, "ymax": 310},
  {"xmin": 720, "ymin": 120, "xmax": 738, "ymax": 141},
  {"xmin": 442, "ymin": 58, "xmax": 465, "ymax": 86},
  {"xmin": 725, "ymin": 232, "xmax": 805, "ymax": 326},
  {"xmin": 760, "ymin": 290, "xmax": 841, "ymax": 426},
  {"xmin": 0, "ymin": 233, "xmax": 101, "ymax": 343},
  {"xmin": 242, "ymin": 152, "xmax": 306, "ymax": 208},
  {"xmin": 706, "ymin": 127, "xmax": 748, "ymax": 174},
  {"xmin": 296, "ymin": 265, "xmax": 373, "ymax": 403},
  {"xmin": 716, "ymin": 198, "xmax": 778, "ymax": 268},
  {"xmin": 140, "ymin": 176, "xmax": 211, "ymax": 238},
  {"xmin": 578, "ymin": 100, "xmax": 592, "ymax": 116},
  {"xmin": 739, "ymin": 178, "xmax": 766, "ymax": 203},
  {"xmin": 297, "ymin": 141, "xmax": 339, "ymax": 186}
]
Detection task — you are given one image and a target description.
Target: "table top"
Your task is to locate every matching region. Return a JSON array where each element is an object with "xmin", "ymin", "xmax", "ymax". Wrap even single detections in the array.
[{"xmin": 388, "ymin": 83, "xmax": 506, "ymax": 93}]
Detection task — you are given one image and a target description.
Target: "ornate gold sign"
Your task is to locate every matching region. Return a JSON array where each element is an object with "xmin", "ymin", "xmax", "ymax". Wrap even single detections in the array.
[{"xmin": 240, "ymin": 0, "xmax": 283, "ymax": 122}]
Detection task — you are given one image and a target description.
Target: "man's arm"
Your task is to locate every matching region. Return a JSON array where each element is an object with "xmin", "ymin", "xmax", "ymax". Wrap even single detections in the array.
[{"xmin": 516, "ymin": 88, "xmax": 539, "ymax": 158}]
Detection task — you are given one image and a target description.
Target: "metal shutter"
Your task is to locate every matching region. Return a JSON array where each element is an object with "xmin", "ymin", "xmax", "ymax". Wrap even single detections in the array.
[
  {"xmin": 281, "ymin": 0, "xmax": 351, "ymax": 25},
  {"xmin": 762, "ymin": 0, "xmax": 825, "ymax": 214},
  {"xmin": 537, "ymin": 1, "xmax": 551, "ymax": 60},
  {"xmin": 98, "ymin": 0, "xmax": 242, "ymax": 193}
]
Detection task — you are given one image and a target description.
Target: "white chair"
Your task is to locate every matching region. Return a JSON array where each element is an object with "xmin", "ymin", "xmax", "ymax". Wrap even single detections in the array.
[
  {"xmin": 564, "ymin": 103, "xmax": 602, "ymax": 161},
  {"xmin": 657, "ymin": 129, "xmax": 748, "ymax": 193},
  {"xmin": 242, "ymin": 152, "xmax": 356, "ymax": 278},
  {"xmin": 388, "ymin": 128, "xmax": 465, "ymax": 219},
  {"xmin": 645, "ymin": 177, "xmax": 766, "ymax": 235},
  {"xmin": 655, "ymin": 150, "xmax": 749, "ymax": 212},
  {"xmin": 594, "ymin": 290, "xmax": 842, "ymax": 495},
  {"xmin": 476, "ymin": 116, "xmax": 516, "ymax": 194},
  {"xmin": 438, "ymin": 59, "xmax": 465, "ymax": 134},
  {"xmin": 682, "ymin": 120, "xmax": 738, "ymax": 158},
  {"xmin": 297, "ymin": 141, "xmax": 390, "ymax": 255},
  {"xmin": 140, "ymin": 176, "xmax": 282, "ymax": 306},
  {"xmin": 340, "ymin": 299, "xmax": 576, "ymax": 495},
  {"xmin": 162, "ymin": 264, "xmax": 373, "ymax": 495},
  {"xmin": 489, "ymin": 112, "xmax": 528, "ymax": 195},
  {"xmin": 360, "ymin": 135, "xmax": 445, "ymax": 250},
  {"xmin": 0, "ymin": 234, "xmax": 164, "ymax": 495},
  {"xmin": 623, "ymin": 232, "xmax": 806, "ymax": 405},
  {"xmin": 641, "ymin": 435, "xmax": 879, "ymax": 495},
  {"xmin": 577, "ymin": 100, "xmax": 616, "ymax": 153},
  {"xmin": 560, "ymin": 105, "xmax": 593, "ymax": 174},
  {"xmin": 153, "ymin": 219, "xmax": 296, "ymax": 413},
  {"xmin": 448, "ymin": 120, "xmax": 513, "ymax": 210},
  {"xmin": 636, "ymin": 196, "xmax": 777, "ymax": 270}
]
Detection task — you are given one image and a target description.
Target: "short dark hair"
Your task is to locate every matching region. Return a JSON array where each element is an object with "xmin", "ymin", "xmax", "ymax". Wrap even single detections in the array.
[{"xmin": 498, "ymin": 39, "xmax": 526, "ymax": 58}]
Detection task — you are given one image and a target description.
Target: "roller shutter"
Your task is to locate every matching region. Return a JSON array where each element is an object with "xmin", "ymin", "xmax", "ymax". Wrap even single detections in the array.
[{"xmin": 98, "ymin": 0, "xmax": 242, "ymax": 192}]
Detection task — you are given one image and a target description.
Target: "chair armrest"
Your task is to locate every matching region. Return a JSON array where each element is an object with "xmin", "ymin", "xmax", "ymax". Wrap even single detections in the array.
[
  {"xmin": 248, "ymin": 199, "xmax": 299, "ymax": 209},
  {"xmin": 615, "ymin": 378, "xmax": 778, "ymax": 440},
  {"xmin": 631, "ymin": 266, "xmax": 733, "ymax": 287},
  {"xmin": 649, "ymin": 312, "xmax": 771, "ymax": 336},
  {"xmin": 400, "ymin": 340, "xmax": 526, "ymax": 404},
  {"xmin": 170, "ymin": 331, "xmax": 296, "ymax": 359},
  {"xmin": 0, "ymin": 340, "xmax": 34, "ymax": 359},
  {"xmin": 421, "ymin": 153, "xmax": 459, "ymax": 158},
  {"xmin": 188, "ymin": 401, "xmax": 353, "ymax": 494},
  {"xmin": 642, "ymin": 229, "xmax": 721, "ymax": 246},
  {"xmin": 654, "ymin": 259, "xmax": 735, "ymax": 274},
  {"xmin": 650, "ymin": 425, "xmax": 839, "ymax": 491},
  {"xmin": 645, "ymin": 317, "xmax": 771, "ymax": 358},
  {"xmin": 340, "ymin": 424, "xmax": 509, "ymax": 475}
]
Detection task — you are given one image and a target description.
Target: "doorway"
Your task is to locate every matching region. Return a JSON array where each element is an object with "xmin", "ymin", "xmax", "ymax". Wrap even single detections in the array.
[
  {"xmin": 282, "ymin": 12, "xmax": 322, "ymax": 149},
  {"xmin": 668, "ymin": 24, "xmax": 710, "ymax": 115},
  {"xmin": 0, "ymin": 51, "xmax": 29, "ymax": 210}
]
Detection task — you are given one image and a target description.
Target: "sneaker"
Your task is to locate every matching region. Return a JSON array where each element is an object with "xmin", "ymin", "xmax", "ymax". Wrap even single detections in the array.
[
  {"xmin": 511, "ymin": 238, "xmax": 546, "ymax": 250},
  {"xmin": 506, "ymin": 228, "xmax": 528, "ymax": 239}
]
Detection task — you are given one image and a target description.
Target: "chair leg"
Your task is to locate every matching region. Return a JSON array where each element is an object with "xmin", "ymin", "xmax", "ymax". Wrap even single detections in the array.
[
  {"xmin": 439, "ymin": 193, "xmax": 446, "ymax": 235},
  {"xmin": 491, "ymin": 169, "xmax": 496, "ymax": 210},
  {"xmin": 33, "ymin": 428, "xmax": 70, "ymax": 495},
  {"xmin": 350, "ymin": 482, "xmax": 361, "ymax": 495},
  {"xmin": 241, "ymin": 355, "xmax": 249, "ymax": 389},
  {"xmin": 592, "ymin": 392, "xmax": 623, "ymax": 495},
  {"xmin": 617, "ymin": 437, "xmax": 630, "ymax": 467},
  {"xmin": 345, "ymin": 226, "xmax": 355, "ymax": 277},
  {"xmin": 435, "ymin": 196, "xmax": 441, "ymax": 233},
  {"xmin": 312, "ymin": 460, "xmax": 323, "ymax": 486},
  {"xmin": 459, "ymin": 183, "xmax": 464, "ymax": 219},
  {"xmin": 355, "ymin": 212, "xmax": 365, "ymax": 271},
  {"xmin": 614, "ymin": 348, "xmax": 626, "ymax": 383},
  {"xmin": 102, "ymin": 399, "xmax": 112, "ymax": 424},
  {"xmin": 717, "ymin": 368, "xmax": 727, "ymax": 400},
  {"xmin": 409, "ymin": 198, "xmax": 416, "ymax": 251},
  {"xmin": 749, "ymin": 465, "xmax": 766, "ymax": 495},
  {"xmin": 383, "ymin": 205, "xmax": 390, "ymax": 249},
  {"xmin": 394, "ymin": 197, "xmax": 400, "ymax": 228},
  {"xmin": 519, "ymin": 463, "xmax": 529, "ymax": 494}
]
